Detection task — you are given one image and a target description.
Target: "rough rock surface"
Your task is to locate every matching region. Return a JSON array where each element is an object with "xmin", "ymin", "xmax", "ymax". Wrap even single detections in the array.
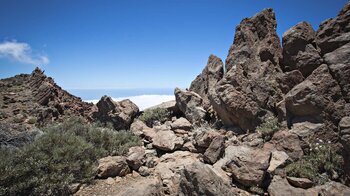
[
  {"xmin": 144, "ymin": 100, "xmax": 181, "ymax": 116},
  {"xmin": 93, "ymin": 96, "xmax": 139, "ymax": 130},
  {"xmin": 339, "ymin": 116, "xmax": 350, "ymax": 153},
  {"xmin": 174, "ymin": 88, "xmax": 207, "ymax": 124},
  {"xmin": 267, "ymin": 150, "xmax": 289, "ymax": 173},
  {"xmin": 152, "ymin": 130, "xmax": 184, "ymax": 152},
  {"xmin": 219, "ymin": 145, "xmax": 271, "ymax": 186},
  {"xmin": 97, "ymin": 156, "xmax": 131, "ymax": 178},
  {"xmin": 209, "ymin": 8, "xmax": 283, "ymax": 130},
  {"xmin": 266, "ymin": 130, "xmax": 303, "ymax": 161},
  {"xmin": 282, "ymin": 22, "xmax": 323, "ymax": 77},
  {"xmin": 284, "ymin": 64, "xmax": 346, "ymax": 126},
  {"xmin": 0, "ymin": 68, "xmax": 93, "ymax": 147},
  {"xmin": 189, "ymin": 55, "xmax": 224, "ymax": 109},
  {"xmin": 316, "ymin": 1, "xmax": 350, "ymax": 54},
  {"xmin": 170, "ymin": 117, "xmax": 192, "ymax": 131},
  {"xmin": 203, "ymin": 135, "xmax": 225, "ymax": 164},
  {"xmin": 178, "ymin": 162, "xmax": 250, "ymax": 196},
  {"xmin": 126, "ymin": 146, "xmax": 145, "ymax": 170},
  {"xmin": 276, "ymin": 70, "xmax": 305, "ymax": 94}
]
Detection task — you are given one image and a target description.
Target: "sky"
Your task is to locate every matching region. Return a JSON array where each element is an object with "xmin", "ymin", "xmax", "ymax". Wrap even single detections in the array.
[{"xmin": 0, "ymin": 0, "xmax": 348, "ymax": 90}]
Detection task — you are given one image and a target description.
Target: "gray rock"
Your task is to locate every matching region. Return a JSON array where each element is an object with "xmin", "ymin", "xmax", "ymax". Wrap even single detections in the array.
[
  {"xmin": 152, "ymin": 130, "xmax": 184, "ymax": 152},
  {"xmin": 126, "ymin": 146, "xmax": 145, "ymax": 170},
  {"xmin": 203, "ymin": 135, "xmax": 225, "ymax": 164}
]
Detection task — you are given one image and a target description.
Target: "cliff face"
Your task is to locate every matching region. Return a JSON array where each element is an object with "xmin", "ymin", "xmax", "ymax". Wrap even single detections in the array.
[{"xmin": 0, "ymin": 67, "xmax": 94, "ymax": 147}]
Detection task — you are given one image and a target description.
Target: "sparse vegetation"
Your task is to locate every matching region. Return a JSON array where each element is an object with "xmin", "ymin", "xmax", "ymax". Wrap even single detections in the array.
[
  {"xmin": 27, "ymin": 117, "xmax": 37, "ymax": 124},
  {"xmin": 256, "ymin": 117, "xmax": 279, "ymax": 141},
  {"xmin": 139, "ymin": 108, "xmax": 170, "ymax": 127},
  {"xmin": 0, "ymin": 117, "xmax": 141, "ymax": 195},
  {"xmin": 286, "ymin": 142, "xmax": 343, "ymax": 185}
]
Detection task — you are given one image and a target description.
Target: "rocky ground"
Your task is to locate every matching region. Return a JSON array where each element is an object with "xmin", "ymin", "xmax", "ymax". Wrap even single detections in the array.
[{"xmin": 1, "ymin": 1, "xmax": 350, "ymax": 195}]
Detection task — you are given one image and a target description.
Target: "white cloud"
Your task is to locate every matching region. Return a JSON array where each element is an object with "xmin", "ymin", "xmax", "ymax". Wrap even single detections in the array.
[
  {"xmin": 0, "ymin": 40, "xmax": 49, "ymax": 65},
  {"xmin": 86, "ymin": 94, "xmax": 175, "ymax": 111}
]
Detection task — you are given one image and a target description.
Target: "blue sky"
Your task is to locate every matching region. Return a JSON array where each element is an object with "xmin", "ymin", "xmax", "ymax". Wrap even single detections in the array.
[{"xmin": 0, "ymin": 0, "xmax": 348, "ymax": 90}]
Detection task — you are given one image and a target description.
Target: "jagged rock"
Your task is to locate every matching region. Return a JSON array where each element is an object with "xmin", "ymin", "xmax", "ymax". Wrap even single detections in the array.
[
  {"xmin": 276, "ymin": 70, "xmax": 305, "ymax": 94},
  {"xmin": 97, "ymin": 156, "xmax": 131, "ymax": 178},
  {"xmin": 210, "ymin": 8, "xmax": 283, "ymax": 130},
  {"xmin": 93, "ymin": 96, "xmax": 139, "ymax": 130},
  {"xmin": 178, "ymin": 162, "xmax": 250, "ymax": 196},
  {"xmin": 126, "ymin": 146, "xmax": 145, "ymax": 170},
  {"xmin": 282, "ymin": 22, "xmax": 323, "ymax": 77},
  {"xmin": 267, "ymin": 150, "xmax": 289, "ymax": 173},
  {"xmin": 189, "ymin": 55, "xmax": 224, "ymax": 109},
  {"xmin": 152, "ymin": 130, "xmax": 184, "ymax": 152},
  {"xmin": 316, "ymin": 1, "xmax": 350, "ymax": 54},
  {"xmin": 219, "ymin": 145, "xmax": 271, "ymax": 187},
  {"xmin": 325, "ymin": 43, "xmax": 350, "ymax": 102},
  {"xmin": 170, "ymin": 117, "xmax": 192, "ymax": 131},
  {"xmin": 308, "ymin": 181, "xmax": 350, "ymax": 195},
  {"xmin": 203, "ymin": 135, "xmax": 225, "ymax": 164},
  {"xmin": 174, "ymin": 88, "xmax": 207, "ymax": 124},
  {"xmin": 284, "ymin": 64, "xmax": 346, "ymax": 126},
  {"xmin": 286, "ymin": 176, "xmax": 313, "ymax": 189},
  {"xmin": 266, "ymin": 130, "xmax": 303, "ymax": 161}
]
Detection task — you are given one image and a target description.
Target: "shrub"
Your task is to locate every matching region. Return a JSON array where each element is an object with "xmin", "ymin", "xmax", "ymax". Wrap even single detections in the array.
[
  {"xmin": 0, "ymin": 117, "xmax": 141, "ymax": 195},
  {"xmin": 27, "ymin": 117, "xmax": 37, "ymax": 124},
  {"xmin": 139, "ymin": 108, "xmax": 170, "ymax": 127},
  {"xmin": 286, "ymin": 142, "xmax": 343, "ymax": 184},
  {"xmin": 256, "ymin": 117, "xmax": 279, "ymax": 141}
]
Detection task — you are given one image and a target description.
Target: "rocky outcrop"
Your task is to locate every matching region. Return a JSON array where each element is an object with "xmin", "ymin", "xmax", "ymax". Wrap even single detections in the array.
[
  {"xmin": 339, "ymin": 116, "xmax": 350, "ymax": 153},
  {"xmin": 203, "ymin": 135, "xmax": 225, "ymax": 164},
  {"xmin": 209, "ymin": 8, "xmax": 283, "ymax": 130},
  {"xmin": 174, "ymin": 88, "xmax": 207, "ymax": 124},
  {"xmin": 189, "ymin": 55, "xmax": 224, "ymax": 109},
  {"xmin": 316, "ymin": 1, "xmax": 350, "ymax": 54},
  {"xmin": 126, "ymin": 146, "xmax": 145, "ymax": 170},
  {"xmin": 97, "ymin": 156, "xmax": 131, "ymax": 178},
  {"xmin": 284, "ymin": 64, "xmax": 346, "ymax": 126},
  {"xmin": 281, "ymin": 22, "xmax": 323, "ymax": 77},
  {"xmin": 93, "ymin": 96, "xmax": 139, "ymax": 130},
  {"xmin": 276, "ymin": 70, "xmax": 305, "ymax": 94}
]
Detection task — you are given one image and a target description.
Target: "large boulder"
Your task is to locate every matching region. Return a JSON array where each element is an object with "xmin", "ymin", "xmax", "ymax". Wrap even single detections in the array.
[
  {"xmin": 276, "ymin": 70, "xmax": 305, "ymax": 94},
  {"xmin": 97, "ymin": 156, "xmax": 131, "ymax": 178},
  {"xmin": 93, "ymin": 96, "xmax": 139, "ymax": 130},
  {"xmin": 144, "ymin": 100, "xmax": 181, "ymax": 116},
  {"xmin": 152, "ymin": 130, "xmax": 184, "ymax": 152},
  {"xmin": 170, "ymin": 117, "xmax": 192, "ymax": 131},
  {"xmin": 209, "ymin": 8, "xmax": 283, "ymax": 130},
  {"xmin": 218, "ymin": 145, "xmax": 271, "ymax": 187},
  {"xmin": 174, "ymin": 88, "xmax": 207, "ymax": 124},
  {"xmin": 126, "ymin": 146, "xmax": 145, "ymax": 170},
  {"xmin": 178, "ymin": 162, "xmax": 250, "ymax": 196},
  {"xmin": 282, "ymin": 21, "xmax": 323, "ymax": 77},
  {"xmin": 316, "ymin": 1, "xmax": 350, "ymax": 54},
  {"xmin": 325, "ymin": 43, "xmax": 350, "ymax": 102},
  {"xmin": 284, "ymin": 64, "xmax": 346, "ymax": 126},
  {"xmin": 189, "ymin": 55, "xmax": 224, "ymax": 109}
]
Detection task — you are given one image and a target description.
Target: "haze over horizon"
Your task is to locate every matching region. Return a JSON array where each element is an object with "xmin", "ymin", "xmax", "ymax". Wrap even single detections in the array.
[{"xmin": 0, "ymin": 0, "xmax": 348, "ymax": 90}]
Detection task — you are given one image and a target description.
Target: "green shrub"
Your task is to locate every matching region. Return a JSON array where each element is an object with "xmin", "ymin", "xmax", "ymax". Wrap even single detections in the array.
[
  {"xmin": 256, "ymin": 117, "xmax": 279, "ymax": 141},
  {"xmin": 139, "ymin": 108, "xmax": 170, "ymax": 127},
  {"xmin": 0, "ymin": 117, "xmax": 141, "ymax": 195},
  {"xmin": 286, "ymin": 143, "xmax": 343, "ymax": 184},
  {"xmin": 27, "ymin": 117, "xmax": 37, "ymax": 124}
]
